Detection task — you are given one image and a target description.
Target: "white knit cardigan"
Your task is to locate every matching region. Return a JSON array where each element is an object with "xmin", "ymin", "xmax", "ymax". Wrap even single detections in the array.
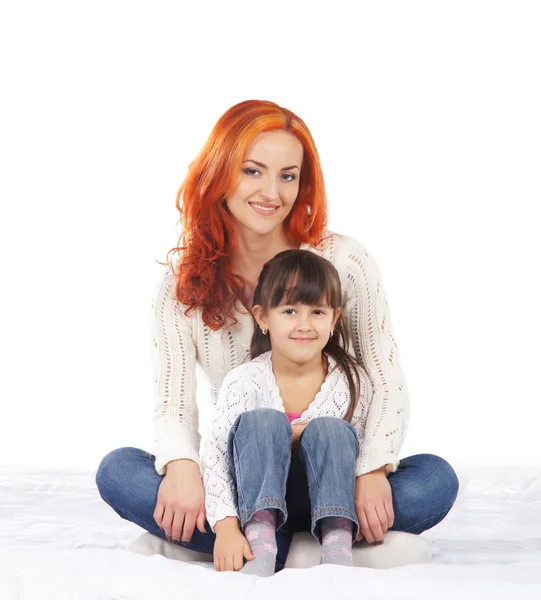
[{"xmin": 201, "ymin": 350, "xmax": 374, "ymax": 530}]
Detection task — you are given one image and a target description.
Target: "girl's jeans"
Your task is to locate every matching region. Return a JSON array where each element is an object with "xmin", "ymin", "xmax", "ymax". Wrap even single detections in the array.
[{"xmin": 96, "ymin": 410, "xmax": 459, "ymax": 572}]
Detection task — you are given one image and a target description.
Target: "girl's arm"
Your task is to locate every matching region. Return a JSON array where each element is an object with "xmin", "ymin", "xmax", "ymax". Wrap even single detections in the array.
[
  {"xmin": 340, "ymin": 235, "xmax": 410, "ymax": 476},
  {"xmin": 202, "ymin": 368, "xmax": 259, "ymax": 532},
  {"xmin": 152, "ymin": 272, "xmax": 201, "ymax": 476}
]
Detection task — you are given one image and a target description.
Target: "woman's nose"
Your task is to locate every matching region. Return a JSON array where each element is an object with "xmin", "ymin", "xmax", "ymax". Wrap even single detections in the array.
[{"xmin": 261, "ymin": 176, "xmax": 279, "ymax": 201}]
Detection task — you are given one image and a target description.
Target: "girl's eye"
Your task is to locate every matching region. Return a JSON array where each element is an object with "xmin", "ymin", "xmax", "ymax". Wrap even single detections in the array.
[
  {"xmin": 244, "ymin": 168, "xmax": 260, "ymax": 176},
  {"xmin": 282, "ymin": 173, "xmax": 296, "ymax": 182},
  {"xmin": 282, "ymin": 308, "xmax": 325, "ymax": 315}
]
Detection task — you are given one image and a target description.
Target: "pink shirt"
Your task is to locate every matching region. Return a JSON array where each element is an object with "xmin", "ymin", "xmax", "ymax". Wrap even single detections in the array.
[{"xmin": 285, "ymin": 412, "xmax": 302, "ymax": 423}]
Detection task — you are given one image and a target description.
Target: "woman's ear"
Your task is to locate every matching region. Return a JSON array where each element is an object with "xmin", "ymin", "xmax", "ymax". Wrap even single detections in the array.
[{"xmin": 252, "ymin": 304, "xmax": 269, "ymax": 330}]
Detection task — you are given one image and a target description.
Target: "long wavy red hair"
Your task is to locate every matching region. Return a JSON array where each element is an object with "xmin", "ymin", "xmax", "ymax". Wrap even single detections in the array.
[{"xmin": 163, "ymin": 99, "xmax": 330, "ymax": 330}]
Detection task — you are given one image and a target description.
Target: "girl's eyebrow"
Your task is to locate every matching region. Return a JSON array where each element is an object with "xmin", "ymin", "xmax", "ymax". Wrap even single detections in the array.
[
  {"xmin": 279, "ymin": 303, "xmax": 330, "ymax": 308},
  {"xmin": 243, "ymin": 159, "xmax": 300, "ymax": 171}
]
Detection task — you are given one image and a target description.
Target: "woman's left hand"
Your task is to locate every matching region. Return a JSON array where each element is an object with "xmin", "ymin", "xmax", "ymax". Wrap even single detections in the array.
[{"xmin": 354, "ymin": 467, "xmax": 394, "ymax": 544}]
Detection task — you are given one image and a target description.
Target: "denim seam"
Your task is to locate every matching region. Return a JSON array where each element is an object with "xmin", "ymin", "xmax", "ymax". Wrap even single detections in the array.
[
  {"xmin": 240, "ymin": 497, "xmax": 288, "ymax": 528},
  {"xmin": 299, "ymin": 439, "xmax": 320, "ymax": 489},
  {"xmin": 310, "ymin": 506, "xmax": 360, "ymax": 543},
  {"xmin": 232, "ymin": 440, "xmax": 246, "ymax": 513},
  {"xmin": 312, "ymin": 506, "xmax": 358, "ymax": 523}
]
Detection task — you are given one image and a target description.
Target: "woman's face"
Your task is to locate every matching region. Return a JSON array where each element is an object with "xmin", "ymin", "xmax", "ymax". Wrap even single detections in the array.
[{"xmin": 225, "ymin": 130, "xmax": 303, "ymax": 238}]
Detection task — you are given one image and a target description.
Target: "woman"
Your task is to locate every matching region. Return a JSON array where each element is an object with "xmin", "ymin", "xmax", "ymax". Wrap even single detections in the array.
[{"xmin": 96, "ymin": 99, "xmax": 459, "ymax": 572}]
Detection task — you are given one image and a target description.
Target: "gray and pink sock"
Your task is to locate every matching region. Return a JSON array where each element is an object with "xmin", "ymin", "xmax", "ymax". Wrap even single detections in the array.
[
  {"xmin": 320, "ymin": 516, "xmax": 354, "ymax": 566},
  {"xmin": 240, "ymin": 508, "xmax": 278, "ymax": 576}
]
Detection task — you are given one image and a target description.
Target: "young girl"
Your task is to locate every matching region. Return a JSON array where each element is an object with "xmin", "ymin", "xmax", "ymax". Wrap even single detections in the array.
[{"xmin": 202, "ymin": 249, "xmax": 375, "ymax": 576}]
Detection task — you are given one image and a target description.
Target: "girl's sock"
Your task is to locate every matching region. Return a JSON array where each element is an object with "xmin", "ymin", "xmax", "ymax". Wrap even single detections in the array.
[
  {"xmin": 240, "ymin": 508, "xmax": 278, "ymax": 576},
  {"xmin": 320, "ymin": 516, "xmax": 354, "ymax": 566}
]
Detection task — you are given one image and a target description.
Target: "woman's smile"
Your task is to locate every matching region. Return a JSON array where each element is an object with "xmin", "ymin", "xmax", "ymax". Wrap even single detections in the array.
[{"xmin": 249, "ymin": 202, "xmax": 280, "ymax": 216}]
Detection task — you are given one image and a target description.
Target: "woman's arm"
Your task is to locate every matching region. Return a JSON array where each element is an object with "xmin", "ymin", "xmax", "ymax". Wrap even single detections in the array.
[
  {"xmin": 340, "ymin": 235, "xmax": 410, "ymax": 476},
  {"xmin": 152, "ymin": 272, "xmax": 201, "ymax": 476}
]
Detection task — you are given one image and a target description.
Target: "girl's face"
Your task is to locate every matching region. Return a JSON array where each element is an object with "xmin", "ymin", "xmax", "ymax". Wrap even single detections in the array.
[
  {"xmin": 225, "ymin": 130, "xmax": 303, "ymax": 238},
  {"xmin": 253, "ymin": 301, "xmax": 341, "ymax": 365}
]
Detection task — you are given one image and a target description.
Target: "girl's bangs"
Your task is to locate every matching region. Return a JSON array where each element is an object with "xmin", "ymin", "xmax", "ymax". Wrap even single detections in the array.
[{"xmin": 269, "ymin": 268, "xmax": 332, "ymax": 309}]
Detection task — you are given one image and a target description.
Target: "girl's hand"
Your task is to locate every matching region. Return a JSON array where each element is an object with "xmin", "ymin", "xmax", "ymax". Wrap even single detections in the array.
[
  {"xmin": 153, "ymin": 459, "xmax": 207, "ymax": 544},
  {"xmin": 354, "ymin": 467, "xmax": 394, "ymax": 544},
  {"xmin": 214, "ymin": 517, "xmax": 255, "ymax": 571}
]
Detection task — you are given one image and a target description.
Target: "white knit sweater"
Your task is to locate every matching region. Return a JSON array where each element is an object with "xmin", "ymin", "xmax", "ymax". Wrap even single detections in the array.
[
  {"xmin": 202, "ymin": 350, "xmax": 374, "ymax": 530},
  {"xmin": 151, "ymin": 230, "xmax": 409, "ymax": 478}
]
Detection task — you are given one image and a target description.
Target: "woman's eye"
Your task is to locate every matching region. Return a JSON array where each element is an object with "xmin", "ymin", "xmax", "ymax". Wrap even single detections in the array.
[
  {"xmin": 282, "ymin": 173, "xmax": 296, "ymax": 182},
  {"xmin": 244, "ymin": 168, "xmax": 260, "ymax": 176}
]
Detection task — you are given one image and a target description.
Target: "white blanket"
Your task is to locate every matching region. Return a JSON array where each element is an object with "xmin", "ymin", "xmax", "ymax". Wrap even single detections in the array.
[{"xmin": 1, "ymin": 463, "xmax": 540, "ymax": 599}]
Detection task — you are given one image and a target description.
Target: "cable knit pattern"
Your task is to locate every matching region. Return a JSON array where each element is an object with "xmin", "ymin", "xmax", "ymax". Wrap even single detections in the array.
[
  {"xmin": 151, "ymin": 230, "xmax": 409, "ymax": 478},
  {"xmin": 202, "ymin": 350, "xmax": 373, "ymax": 530}
]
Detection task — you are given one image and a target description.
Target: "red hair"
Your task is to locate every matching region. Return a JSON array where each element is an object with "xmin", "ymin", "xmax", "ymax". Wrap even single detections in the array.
[{"xmin": 164, "ymin": 99, "xmax": 330, "ymax": 330}]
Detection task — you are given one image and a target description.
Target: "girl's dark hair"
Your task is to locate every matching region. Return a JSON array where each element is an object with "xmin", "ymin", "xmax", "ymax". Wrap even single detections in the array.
[{"xmin": 250, "ymin": 250, "xmax": 363, "ymax": 423}]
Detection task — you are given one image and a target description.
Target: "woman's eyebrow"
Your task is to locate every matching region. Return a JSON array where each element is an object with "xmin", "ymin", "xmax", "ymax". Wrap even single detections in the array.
[{"xmin": 243, "ymin": 159, "xmax": 300, "ymax": 171}]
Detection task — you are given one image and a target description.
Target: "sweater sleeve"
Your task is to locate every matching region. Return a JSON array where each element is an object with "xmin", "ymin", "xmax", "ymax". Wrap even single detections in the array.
[
  {"xmin": 339, "ymin": 235, "xmax": 410, "ymax": 476},
  {"xmin": 350, "ymin": 368, "xmax": 376, "ymax": 477},
  {"xmin": 151, "ymin": 271, "xmax": 201, "ymax": 476},
  {"xmin": 202, "ymin": 367, "xmax": 259, "ymax": 532}
]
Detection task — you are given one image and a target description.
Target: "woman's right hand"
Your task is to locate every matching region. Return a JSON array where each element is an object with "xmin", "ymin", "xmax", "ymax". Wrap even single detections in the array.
[
  {"xmin": 153, "ymin": 459, "xmax": 207, "ymax": 543},
  {"xmin": 213, "ymin": 517, "xmax": 254, "ymax": 571}
]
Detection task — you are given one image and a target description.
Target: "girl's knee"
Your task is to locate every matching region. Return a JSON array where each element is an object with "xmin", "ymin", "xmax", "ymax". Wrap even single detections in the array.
[
  {"xmin": 304, "ymin": 416, "xmax": 356, "ymax": 439},
  {"xmin": 234, "ymin": 408, "xmax": 290, "ymax": 428}
]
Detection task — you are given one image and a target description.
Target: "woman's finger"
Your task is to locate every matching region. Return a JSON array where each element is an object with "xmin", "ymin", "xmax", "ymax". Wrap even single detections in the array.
[
  {"xmin": 171, "ymin": 509, "xmax": 185, "ymax": 543},
  {"xmin": 181, "ymin": 512, "xmax": 196, "ymax": 543},
  {"xmin": 196, "ymin": 506, "xmax": 207, "ymax": 534},
  {"xmin": 366, "ymin": 505, "xmax": 384, "ymax": 542},
  {"xmin": 358, "ymin": 508, "xmax": 374, "ymax": 544},
  {"xmin": 374, "ymin": 503, "xmax": 389, "ymax": 534},
  {"xmin": 384, "ymin": 494, "xmax": 395, "ymax": 529},
  {"xmin": 161, "ymin": 506, "xmax": 175, "ymax": 541},
  {"xmin": 153, "ymin": 502, "xmax": 164, "ymax": 529}
]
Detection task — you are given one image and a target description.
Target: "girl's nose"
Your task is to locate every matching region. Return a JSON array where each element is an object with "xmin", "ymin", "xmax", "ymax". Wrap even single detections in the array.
[{"xmin": 296, "ymin": 316, "xmax": 313, "ymax": 330}]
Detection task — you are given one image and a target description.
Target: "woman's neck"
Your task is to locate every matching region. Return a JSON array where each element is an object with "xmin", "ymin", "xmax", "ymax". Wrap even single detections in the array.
[{"xmin": 230, "ymin": 225, "xmax": 299, "ymax": 276}]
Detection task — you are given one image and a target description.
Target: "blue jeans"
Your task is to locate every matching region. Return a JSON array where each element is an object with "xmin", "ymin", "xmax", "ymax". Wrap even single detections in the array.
[
  {"xmin": 96, "ymin": 412, "xmax": 459, "ymax": 572},
  {"xmin": 228, "ymin": 409, "xmax": 361, "ymax": 542}
]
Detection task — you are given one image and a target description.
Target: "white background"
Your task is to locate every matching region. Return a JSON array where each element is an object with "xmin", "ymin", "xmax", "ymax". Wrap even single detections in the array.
[{"xmin": 0, "ymin": 1, "xmax": 539, "ymax": 470}]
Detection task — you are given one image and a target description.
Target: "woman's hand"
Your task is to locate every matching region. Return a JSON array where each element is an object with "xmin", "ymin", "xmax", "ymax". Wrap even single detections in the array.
[
  {"xmin": 154, "ymin": 459, "xmax": 207, "ymax": 544},
  {"xmin": 354, "ymin": 466, "xmax": 394, "ymax": 544},
  {"xmin": 214, "ymin": 517, "xmax": 254, "ymax": 571}
]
